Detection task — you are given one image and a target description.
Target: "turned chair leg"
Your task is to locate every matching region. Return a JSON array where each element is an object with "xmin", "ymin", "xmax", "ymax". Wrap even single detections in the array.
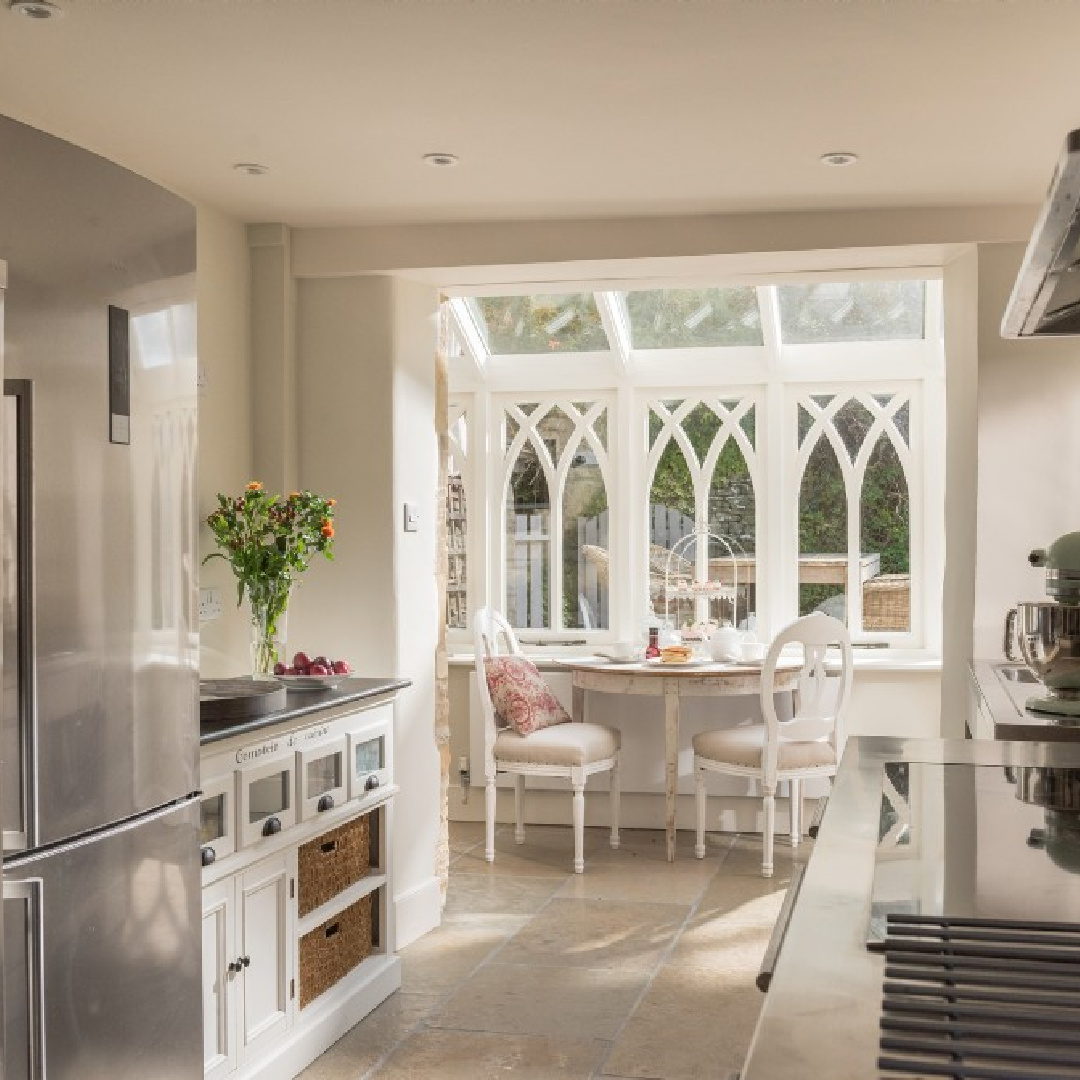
[
  {"xmin": 790, "ymin": 779, "xmax": 802, "ymax": 847},
  {"xmin": 572, "ymin": 766, "xmax": 586, "ymax": 873},
  {"xmin": 514, "ymin": 774, "xmax": 525, "ymax": 845},
  {"xmin": 694, "ymin": 763, "xmax": 707, "ymax": 859},
  {"xmin": 609, "ymin": 755, "xmax": 621, "ymax": 849},
  {"xmin": 485, "ymin": 775, "xmax": 497, "ymax": 863},
  {"xmin": 762, "ymin": 785, "xmax": 776, "ymax": 878}
]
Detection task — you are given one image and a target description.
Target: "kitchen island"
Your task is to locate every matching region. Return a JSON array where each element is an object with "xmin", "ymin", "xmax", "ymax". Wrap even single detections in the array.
[{"xmin": 741, "ymin": 734, "xmax": 1080, "ymax": 1079}]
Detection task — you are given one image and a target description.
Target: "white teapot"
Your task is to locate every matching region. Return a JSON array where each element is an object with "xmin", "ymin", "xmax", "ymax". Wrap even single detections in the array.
[{"xmin": 709, "ymin": 624, "xmax": 754, "ymax": 662}]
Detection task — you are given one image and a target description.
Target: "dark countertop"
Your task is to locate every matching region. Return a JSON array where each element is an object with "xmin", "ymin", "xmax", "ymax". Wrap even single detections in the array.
[{"xmin": 200, "ymin": 677, "xmax": 410, "ymax": 745}]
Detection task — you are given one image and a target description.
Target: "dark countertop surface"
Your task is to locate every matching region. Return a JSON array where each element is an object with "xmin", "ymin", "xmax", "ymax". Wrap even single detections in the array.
[{"xmin": 200, "ymin": 677, "xmax": 410, "ymax": 745}]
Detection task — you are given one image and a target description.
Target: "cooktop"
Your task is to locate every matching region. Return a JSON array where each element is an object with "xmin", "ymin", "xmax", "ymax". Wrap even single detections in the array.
[{"xmin": 867, "ymin": 761, "xmax": 1080, "ymax": 944}]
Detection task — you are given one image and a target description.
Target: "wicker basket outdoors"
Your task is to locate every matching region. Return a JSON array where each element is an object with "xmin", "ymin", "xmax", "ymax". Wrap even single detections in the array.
[
  {"xmin": 297, "ymin": 814, "xmax": 371, "ymax": 918},
  {"xmin": 298, "ymin": 892, "xmax": 375, "ymax": 1008},
  {"xmin": 862, "ymin": 574, "xmax": 910, "ymax": 632}
]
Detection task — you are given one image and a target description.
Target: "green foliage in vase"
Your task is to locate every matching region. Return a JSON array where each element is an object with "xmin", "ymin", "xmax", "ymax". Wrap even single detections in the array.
[{"xmin": 204, "ymin": 482, "xmax": 337, "ymax": 666}]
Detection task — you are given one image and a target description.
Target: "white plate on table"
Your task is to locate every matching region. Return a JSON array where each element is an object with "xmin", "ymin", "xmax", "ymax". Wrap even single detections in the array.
[
  {"xmin": 275, "ymin": 673, "xmax": 347, "ymax": 691},
  {"xmin": 595, "ymin": 652, "xmax": 643, "ymax": 664},
  {"xmin": 644, "ymin": 657, "xmax": 713, "ymax": 668}
]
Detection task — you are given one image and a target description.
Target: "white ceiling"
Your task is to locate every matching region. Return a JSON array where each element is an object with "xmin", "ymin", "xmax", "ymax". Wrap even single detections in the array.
[{"xmin": 0, "ymin": 0, "xmax": 1077, "ymax": 228}]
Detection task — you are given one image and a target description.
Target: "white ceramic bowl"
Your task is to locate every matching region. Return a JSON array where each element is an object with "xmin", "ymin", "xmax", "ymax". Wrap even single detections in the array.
[{"xmin": 276, "ymin": 673, "xmax": 347, "ymax": 691}]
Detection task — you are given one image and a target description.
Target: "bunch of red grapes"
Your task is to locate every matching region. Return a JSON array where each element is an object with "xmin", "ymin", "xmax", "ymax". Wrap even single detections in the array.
[{"xmin": 274, "ymin": 651, "xmax": 351, "ymax": 677}]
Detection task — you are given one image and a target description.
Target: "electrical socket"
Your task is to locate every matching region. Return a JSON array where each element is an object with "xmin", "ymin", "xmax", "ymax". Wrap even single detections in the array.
[{"xmin": 199, "ymin": 587, "xmax": 222, "ymax": 623}]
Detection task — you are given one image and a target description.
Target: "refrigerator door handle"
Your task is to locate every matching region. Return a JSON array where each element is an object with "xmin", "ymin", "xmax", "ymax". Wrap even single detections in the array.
[
  {"xmin": 3, "ymin": 877, "xmax": 45, "ymax": 1078},
  {"xmin": 3, "ymin": 379, "xmax": 38, "ymax": 855}
]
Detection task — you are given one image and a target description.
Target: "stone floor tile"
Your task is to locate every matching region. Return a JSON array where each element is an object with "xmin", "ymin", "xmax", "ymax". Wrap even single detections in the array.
[
  {"xmin": 441, "ymin": 870, "xmax": 565, "ymax": 918},
  {"xmin": 600, "ymin": 972, "xmax": 765, "ymax": 1079},
  {"xmin": 447, "ymin": 820, "xmax": 487, "ymax": 853},
  {"xmin": 554, "ymin": 848, "xmax": 718, "ymax": 906},
  {"xmin": 494, "ymin": 897, "xmax": 689, "ymax": 973},
  {"xmin": 723, "ymin": 834, "xmax": 814, "ymax": 877},
  {"xmin": 368, "ymin": 1028, "xmax": 609, "ymax": 1080},
  {"xmin": 398, "ymin": 913, "xmax": 529, "ymax": 994},
  {"xmin": 690, "ymin": 871, "xmax": 790, "ymax": 927},
  {"xmin": 662, "ymin": 927, "xmax": 772, "ymax": 981},
  {"xmin": 294, "ymin": 993, "xmax": 437, "ymax": 1080},
  {"xmin": 429, "ymin": 961, "xmax": 649, "ymax": 1040},
  {"xmin": 614, "ymin": 827, "xmax": 736, "ymax": 860}
]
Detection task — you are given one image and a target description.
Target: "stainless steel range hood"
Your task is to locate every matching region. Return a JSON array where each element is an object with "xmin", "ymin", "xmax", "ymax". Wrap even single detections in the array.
[{"xmin": 1002, "ymin": 129, "xmax": 1080, "ymax": 338}]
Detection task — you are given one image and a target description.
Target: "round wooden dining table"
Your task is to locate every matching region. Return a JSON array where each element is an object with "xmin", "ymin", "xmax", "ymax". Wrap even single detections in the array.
[{"xmin": 557, "ymin": 656, "xmax": 802, "ymax": 862}]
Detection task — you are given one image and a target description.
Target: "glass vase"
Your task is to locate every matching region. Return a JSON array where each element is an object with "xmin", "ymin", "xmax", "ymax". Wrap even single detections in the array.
[{"xmin": 248, "ymin": 580, "xmax": 290, "ymax": 680}]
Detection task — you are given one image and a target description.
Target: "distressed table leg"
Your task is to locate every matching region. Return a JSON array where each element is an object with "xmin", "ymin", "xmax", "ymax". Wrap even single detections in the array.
[
  {"xmin": 664, "ymin": 680, "xmax": 679, "ymax": 862},
  {"xmin": 572, "ymin": 681, "xmax": 586, "ymax": 724}
]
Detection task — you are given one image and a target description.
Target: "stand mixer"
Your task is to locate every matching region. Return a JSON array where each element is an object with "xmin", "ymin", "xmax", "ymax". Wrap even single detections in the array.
[{"xmin": 1011, "ymin": 531, "xmax": 1080, "ymax": 718}]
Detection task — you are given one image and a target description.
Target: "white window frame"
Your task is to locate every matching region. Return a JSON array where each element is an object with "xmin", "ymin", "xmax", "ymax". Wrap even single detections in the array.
[{"xmin": 445, "ymin": 273, "xmax": 944, "ymax": 654}]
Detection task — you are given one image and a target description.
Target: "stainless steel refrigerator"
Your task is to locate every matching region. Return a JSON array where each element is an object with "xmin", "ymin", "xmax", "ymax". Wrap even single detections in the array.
[{"xmin": 0, "ymin": 115, "xmax": 202, "ymax": 1077}]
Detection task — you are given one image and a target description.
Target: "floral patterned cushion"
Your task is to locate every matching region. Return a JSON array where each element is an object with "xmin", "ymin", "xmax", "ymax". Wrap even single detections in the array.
[{"xmin": 484, "ymin": 656, "xmax": 571, "ymax": 735}]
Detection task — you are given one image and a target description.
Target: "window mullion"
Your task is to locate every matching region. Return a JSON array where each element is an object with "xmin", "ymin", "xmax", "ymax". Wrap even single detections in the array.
[
  {"xmin": 448, "ymin": 298, "xmax": 487, "ymax": 379},
  {"xmin": 615, "ymin": 384, "xmax": 635, "ymax": 640},
  {"xmin": 595, "ymin": 291, "xmax": 631, "ymax": 373},
  {"xmin": 549, "ymin": 446, "xmax": 566, "ymax": 632},
  {"xmin": 847, "ymin": 451, "xmax": 864, "ymax": 635},
  {"xmin": 476, "ymin": 390, "xmax": 495, "ymax": 621}
]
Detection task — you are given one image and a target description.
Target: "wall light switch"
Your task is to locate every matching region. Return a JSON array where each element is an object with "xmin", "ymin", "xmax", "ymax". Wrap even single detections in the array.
[
  {"xmin": 404, "ymin": 502, "xmax": 420, "ymax": 532},
  {"xmin": 199, "ymin": 587, "xmax": 222, "ymax": 623}
]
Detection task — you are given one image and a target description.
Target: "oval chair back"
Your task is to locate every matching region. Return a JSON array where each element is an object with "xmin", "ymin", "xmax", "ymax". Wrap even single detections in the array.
[{"xmin": 760, "ymin": 612, "xmax": 853, "ymax": 787}]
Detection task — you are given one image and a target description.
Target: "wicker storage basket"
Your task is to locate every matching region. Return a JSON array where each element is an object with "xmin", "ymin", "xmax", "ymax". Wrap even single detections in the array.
[
  {"xmin": 298, "ymin": 892, "xmax": 375, "ymax": 1009},
  {"xmin": 862, "ymin": 574, "xmax": 910, "ymax": 632},
  {"xmin": 297, "ymin": 814, "xmax": 371, "ymax": 918}
]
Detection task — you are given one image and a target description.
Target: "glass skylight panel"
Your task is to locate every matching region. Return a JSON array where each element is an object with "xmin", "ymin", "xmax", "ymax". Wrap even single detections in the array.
[
  {"xmin": 623, "ymin": 287, "xmax": 763, "ymax": 348},
  {"xmin": 777, "ymin": 281, "xmax": 926, "ymax": 344},
  {"xmin": 469, "ymin": 294, "xmax": 608, "ymax": 354}
]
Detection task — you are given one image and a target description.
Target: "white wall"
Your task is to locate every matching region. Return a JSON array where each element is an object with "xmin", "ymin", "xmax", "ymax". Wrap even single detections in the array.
[
  {"xmin": 292, "ymin": 276, "xmax": 396, "ymax": 674},
  {"xmin": 940, "ymin": 247, "xmax": 980, "ymax": 737},
  {"xmin": 974, "ymin": 242, "xmax": 1080, "ymax": 659},
  {"xmin": 196, "ymin": 204, "xmax": 254, "ymax": 677},
  {"xmin": 390, "ymin": 278, "xmax": 441, "ymax": 945},
  {"xmin": 293, "ymin": 274, "xmax": 441, "ymax": 947}
]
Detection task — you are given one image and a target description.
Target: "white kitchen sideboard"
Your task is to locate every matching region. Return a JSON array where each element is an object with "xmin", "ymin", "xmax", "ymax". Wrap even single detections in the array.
[{"xmin": 200, "ymin": 692, "xmax": 400, "ymax": 1080}]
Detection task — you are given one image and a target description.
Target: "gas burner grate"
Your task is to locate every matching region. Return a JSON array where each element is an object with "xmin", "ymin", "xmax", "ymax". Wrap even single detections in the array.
[{"xmin": 875, "ymin": 913, "xmax": 1080, "ymax": 1079}]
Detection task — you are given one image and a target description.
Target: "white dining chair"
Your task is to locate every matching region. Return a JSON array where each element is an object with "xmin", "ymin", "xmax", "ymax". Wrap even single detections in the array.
[
  {"xmin": 473, "ymin": 608, "xmax": 621, "ymax": 873},
  {"xmin": 692, "ymin": 613, "xmax": 853, "ymax": 877}
]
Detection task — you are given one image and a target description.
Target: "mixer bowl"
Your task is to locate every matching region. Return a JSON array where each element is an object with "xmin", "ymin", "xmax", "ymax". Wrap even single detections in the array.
[{"xmin": 1017, "ymin": 601, "xmax": 1080, "ymax": 715}]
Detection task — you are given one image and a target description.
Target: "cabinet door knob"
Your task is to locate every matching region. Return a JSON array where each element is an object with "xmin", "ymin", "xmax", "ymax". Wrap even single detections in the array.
[
  {"xmin": 201, "ymin": 846, "xmax": 217, "ymax": 867},
  {"xmin": 263, "ymin": 816, "xmax": 282, "ymax": 837},
  {"xmin": 317, "ymin": 794, "xmax": 335, "ymax": 812},
  {"xmin": 240, "ymin": 955, "xmax": 251, "ymax": 968},
  {"xmin": 228, "ymin": 960, "xmax": 241, "ymax": 975},
  {"xmin": 364, "ymin": 774, "xmax": 380, "ymax": 792}
]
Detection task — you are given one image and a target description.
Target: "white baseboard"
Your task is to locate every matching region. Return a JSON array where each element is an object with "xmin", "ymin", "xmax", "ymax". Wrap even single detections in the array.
[
  {"xmin": 394, "ymin": 874, "xmax": 442, "ymax": 949},
  {"xmin": 447, "ymin": 789, "xmax": 830, "ymax": 835}
]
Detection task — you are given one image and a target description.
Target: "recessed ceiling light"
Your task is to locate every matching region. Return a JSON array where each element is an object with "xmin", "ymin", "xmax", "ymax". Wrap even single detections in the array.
[
  {"xmin": 9, "ymin": 0, "xmax": 62, "ymax": 18},
  {"xmin": 820, "ymin": 151, "xmax": 858, "ymax": 167},
  {"xmin": 232, "ymin": 162, "xmax": 270, "ymax": 177},
  {"xmin": 422, "ymin": 152, "xmax": 459, "ymax": 168}
]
